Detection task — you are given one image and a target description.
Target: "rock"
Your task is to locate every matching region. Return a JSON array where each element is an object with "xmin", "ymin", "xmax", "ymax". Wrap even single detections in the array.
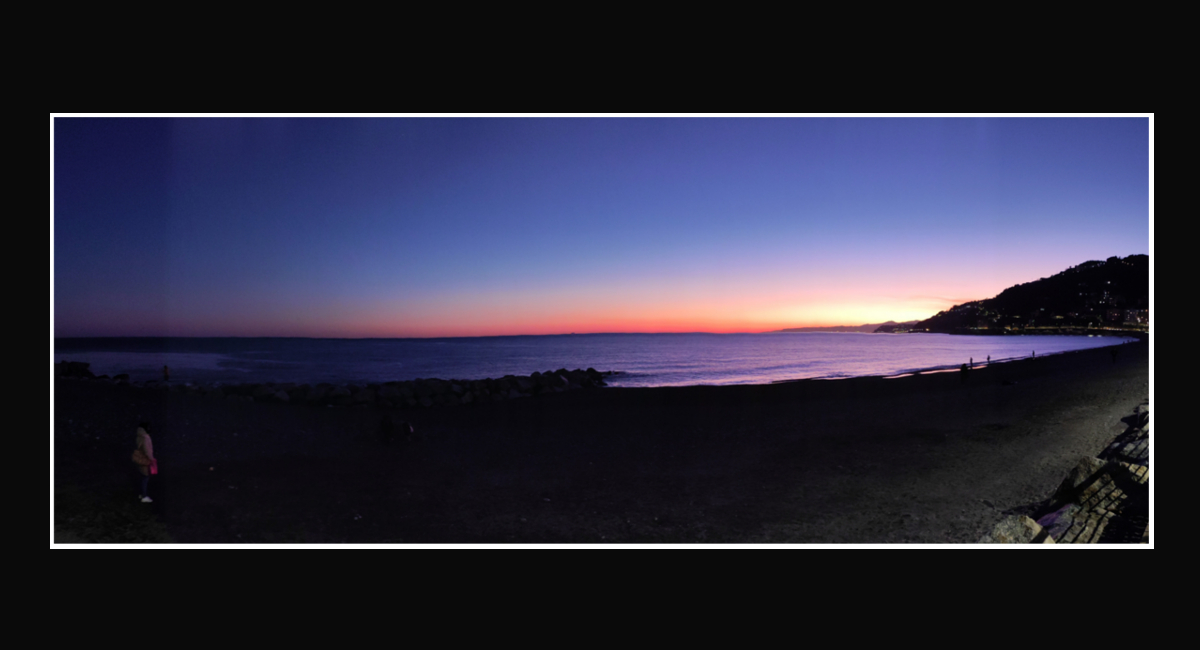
[
  {"xmin": 979, "ymin": 515, "xmax": 1055, "ymax": 543},
  {"xmin": 379, "ymin": 384, "xmax": 401, "ymax": 400},
  {"xmin": 326, "ymin": 386, "xmax": 352, "ymax": 406},
  {"xmin": 57, "ymin": 361, "xmax": 95, "ymax": 378},
  {"xmin": 1051, "ymin": 457, "xmax": 1108, "ymax": 506},
  {"xmin": 1036, "ymin": 503, "xmax": 1079, "ymax": 542},
  {"xmin": 413, "ymin": 381, "xmax": 434, "ymax": 398},
  {"xmin": 271, "ymin": 390, "xmax": 290, "ymax": 402},
  {"xmin": 329, "ymin": 386, "xmax": 351, "ymax": 398}
]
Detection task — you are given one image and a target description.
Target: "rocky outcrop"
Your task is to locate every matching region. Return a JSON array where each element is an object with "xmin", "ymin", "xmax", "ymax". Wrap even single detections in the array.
[{"xmin": 980, "ymin": 400, "xmax": 1150, "ymax": 544}]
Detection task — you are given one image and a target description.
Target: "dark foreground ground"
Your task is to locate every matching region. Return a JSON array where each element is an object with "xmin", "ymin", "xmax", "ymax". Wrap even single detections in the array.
[{"xmin": 53, "ymin": 341, "xmax": 1149, "ymax": 544}]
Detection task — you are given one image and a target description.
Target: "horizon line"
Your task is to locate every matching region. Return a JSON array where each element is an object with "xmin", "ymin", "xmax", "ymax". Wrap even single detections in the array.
[{"xmin": 53, "ymin": 328, "xmax": 917, "ymax": 341}]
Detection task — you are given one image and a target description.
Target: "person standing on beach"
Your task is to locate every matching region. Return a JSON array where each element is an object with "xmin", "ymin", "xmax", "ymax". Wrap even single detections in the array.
[{"xmin": 133, "ymin": 421, "xmax": 158, "ymax": 503}]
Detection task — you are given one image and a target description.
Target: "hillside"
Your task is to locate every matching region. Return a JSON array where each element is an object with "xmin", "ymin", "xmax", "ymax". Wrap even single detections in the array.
[{"xmin": 913, "ymin": 255, "xmax": 1149, "ymax": 334}]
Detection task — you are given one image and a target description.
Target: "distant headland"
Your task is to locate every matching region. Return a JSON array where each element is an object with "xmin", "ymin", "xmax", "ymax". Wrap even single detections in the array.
[
  {"xmin": 910, "ymin": 254, "xmax": 1148, "ymax": 335},
  {"xmin": 772, "ymin": 321, "xmax": 919, "ymax": 334},
  {"xmin": 773, "ymin": 254, "xmax": 1149, "ymax": 336}
]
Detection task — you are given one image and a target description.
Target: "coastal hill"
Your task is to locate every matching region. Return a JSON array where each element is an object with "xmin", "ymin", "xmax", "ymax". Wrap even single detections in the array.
[
  {"xmin": 912, "ymin": 255, "xmax": 1149, "ymax": 334},
  {"xmin": 774, "ymin": 321, "xmax": 919, "ymax": 334}
]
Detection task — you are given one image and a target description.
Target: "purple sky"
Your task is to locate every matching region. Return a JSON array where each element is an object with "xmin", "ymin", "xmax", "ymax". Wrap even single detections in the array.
[{"xmin": 52, "ymin": 116, "xmax": 1151, "ymax": 337}]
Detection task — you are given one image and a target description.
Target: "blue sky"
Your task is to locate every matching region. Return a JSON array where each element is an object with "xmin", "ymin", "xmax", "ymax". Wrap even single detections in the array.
[{"xmin": 52, "ymin": 116, "xmax": 1151, "ymax": 337}]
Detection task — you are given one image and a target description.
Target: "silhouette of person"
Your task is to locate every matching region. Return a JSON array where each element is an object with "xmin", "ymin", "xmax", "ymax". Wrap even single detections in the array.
[
  {"xmin": 134, "ymin": 420, "xmax": 158, "ymax": 503},
  {"xmin": 960, "ymin": 363, "xmax": 969, "ymax": 383},
  {"xmin": 970, "ymin": 357, "xmax": 974, "ymax": 369}
]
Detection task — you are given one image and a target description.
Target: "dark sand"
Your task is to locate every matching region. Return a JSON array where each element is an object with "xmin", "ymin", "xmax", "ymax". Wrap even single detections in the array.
[{"xmin": 53, "ymin": 340, "xmax": 1149, "ymax": 544}]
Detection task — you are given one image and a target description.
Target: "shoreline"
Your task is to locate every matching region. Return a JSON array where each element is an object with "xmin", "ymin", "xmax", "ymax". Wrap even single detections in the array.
[
  {"xmin": 55, "ymin": 337, "xmax": 1138, "ymax": 397},
  {"xmin": 53, "ymin": 340, "xmax": 1150, "ymax": 544},
  {"xmin": 52, "ymin": 332, "xmax": 1141, "ymax": 390}
]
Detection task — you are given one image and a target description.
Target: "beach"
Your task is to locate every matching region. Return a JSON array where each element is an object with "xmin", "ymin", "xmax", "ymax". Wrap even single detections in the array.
[{"xmin": 53, "ymin": 340, "xmax": 1149, "ymax": 544}]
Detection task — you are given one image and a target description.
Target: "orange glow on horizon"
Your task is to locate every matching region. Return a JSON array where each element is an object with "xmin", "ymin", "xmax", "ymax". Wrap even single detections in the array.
[{"xmin": 82, "ymin": 281, "xmax": 981, "ymax": 339}]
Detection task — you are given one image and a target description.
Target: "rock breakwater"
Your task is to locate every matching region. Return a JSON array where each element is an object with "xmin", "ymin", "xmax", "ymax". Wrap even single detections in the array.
[
  {"xmin": 54, "ymin": 361, "xmax": 615, "ymax": 410},
  {"xmin": 980, "ymin": 401, "xmax": 1150, "ymax": 544}
]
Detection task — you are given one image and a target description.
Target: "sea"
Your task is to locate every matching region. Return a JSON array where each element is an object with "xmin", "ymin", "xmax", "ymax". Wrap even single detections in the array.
[{"xmin": 52, "ymin": 333, "xmax": 1137, "ymax": 388}]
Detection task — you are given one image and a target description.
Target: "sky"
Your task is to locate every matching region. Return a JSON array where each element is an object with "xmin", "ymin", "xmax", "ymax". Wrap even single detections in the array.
[{"xmin": 52, "ymin": 115, "xmax": 1152, "ymax": 338}]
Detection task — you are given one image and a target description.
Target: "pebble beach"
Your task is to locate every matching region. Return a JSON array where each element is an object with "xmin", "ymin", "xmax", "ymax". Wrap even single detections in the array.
[{"xmin": 53, "ymin": 340, "xmax": 1150, "ymax": 544}]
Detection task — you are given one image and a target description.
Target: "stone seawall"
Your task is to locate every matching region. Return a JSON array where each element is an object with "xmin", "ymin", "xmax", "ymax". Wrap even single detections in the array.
[
  {"xmin": 980, "ymin": 401, "xmax": 1150, "ymax": 544},
  {"xmin": 55, "ymin": 361, "xmax": 616, "ymax": 410}
]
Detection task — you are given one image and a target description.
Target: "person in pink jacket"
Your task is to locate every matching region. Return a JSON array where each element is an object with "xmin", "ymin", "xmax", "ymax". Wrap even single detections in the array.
[{"xmin": 134, "ymin": 421, "xmax": 158, "ymax": 503}]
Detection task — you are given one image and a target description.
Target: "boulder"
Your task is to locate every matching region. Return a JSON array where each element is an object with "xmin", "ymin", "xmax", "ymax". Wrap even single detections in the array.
[
  {"xmin": 413, "ymin": 381, "xmax": 435, "ymax": 398},
  {"xmin": 379, "ymin": 384, "xmax": 401, "ymax": 400},
  {"xmin": 1135, "ymin": 405, "xmax": 1149, "ymax": 429},
  {"xmin": 57, "ymin": 361, "xmax": 95, "ymax": 378},
  {"xmin": 1036, "ymin": 503, "xmax": 1079, "ymax": 542},
  {"xmin": 979, "ymin": 515, "xmax": 1054, "ymax": 543},
  {"xmin": 1051, "ymin": 457, "xmax": 1107, "ymax": 506}
]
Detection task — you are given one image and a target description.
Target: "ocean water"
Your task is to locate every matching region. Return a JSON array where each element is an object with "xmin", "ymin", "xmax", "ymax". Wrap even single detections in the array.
[{"xmin": 53, "ymin": 333, "xmax": 1135, "ymax": 388}]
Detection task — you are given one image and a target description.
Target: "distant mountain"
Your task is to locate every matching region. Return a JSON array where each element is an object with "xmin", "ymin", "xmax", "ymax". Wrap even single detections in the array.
[
  {"xmin": 774, "ymin": 320, "xmax": 919, "ymax": 334},
  {"xmin": 871, "ymin": 321, "xmax": 922, "ymax": 333},
  {"xmin": 912, "ymin": 254, "xmax": 1149, "ymax": 334}
]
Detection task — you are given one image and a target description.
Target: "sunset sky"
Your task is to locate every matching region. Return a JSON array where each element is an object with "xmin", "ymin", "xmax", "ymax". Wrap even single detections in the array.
[{"xmin": 52, "ymin": 116, "xmax": 1151, "ymax": 338}]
